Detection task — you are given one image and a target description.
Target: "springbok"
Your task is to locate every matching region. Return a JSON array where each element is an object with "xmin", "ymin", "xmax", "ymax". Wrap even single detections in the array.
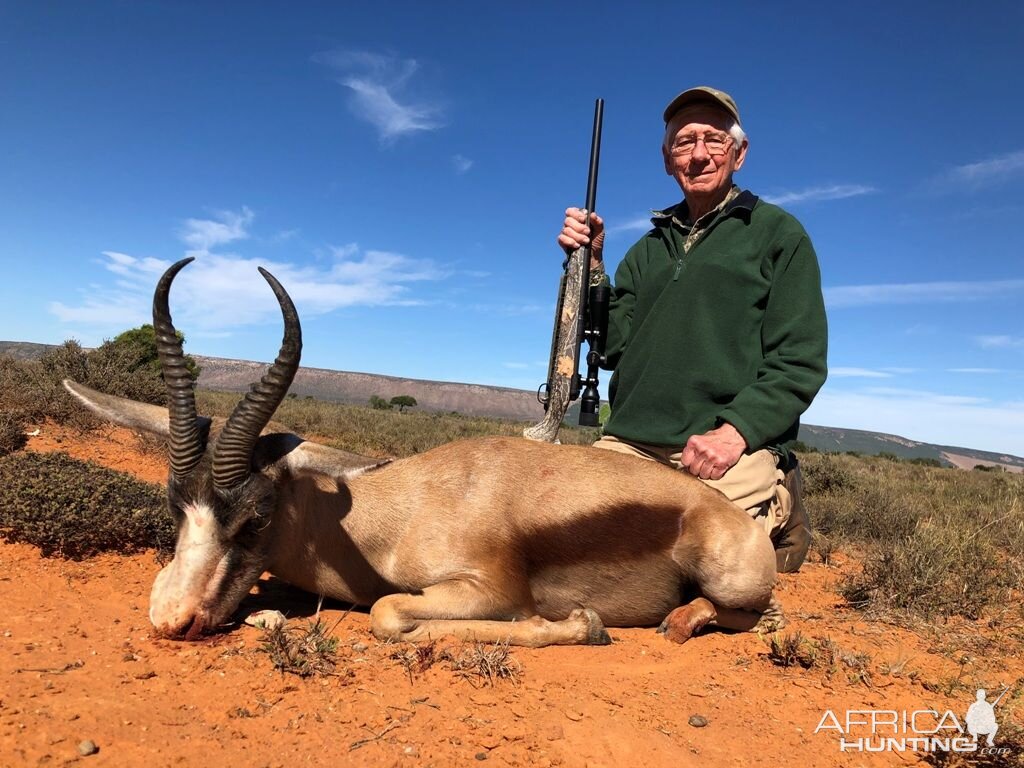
[{"xmin": 63, "ymin": 258, "xmax": 783, "ymax": 647}]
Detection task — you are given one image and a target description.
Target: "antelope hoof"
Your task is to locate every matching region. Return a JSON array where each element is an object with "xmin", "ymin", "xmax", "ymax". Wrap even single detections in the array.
[
  {"xmin": 657, "ymin": 598, "xmax": 717, "ymax": 644},
  {"xmin": 570, "ymin": 608, "xmax": 612, "ymax": 645}
]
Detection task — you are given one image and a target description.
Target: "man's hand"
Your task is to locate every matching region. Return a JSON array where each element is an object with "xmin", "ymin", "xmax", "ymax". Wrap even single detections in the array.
[
  {"xmin": 558, "ymin": 207, "xmax": 604, "ymax": 270},
  {"xmin": 680, "ymin": 423, "xmax": 747, "ymax": 481}
]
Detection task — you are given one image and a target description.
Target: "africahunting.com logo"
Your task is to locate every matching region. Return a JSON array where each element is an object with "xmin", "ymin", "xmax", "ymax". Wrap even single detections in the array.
[{"xmin": 815, "ymin": 687, "xmax": 1011, "ymax": 756}]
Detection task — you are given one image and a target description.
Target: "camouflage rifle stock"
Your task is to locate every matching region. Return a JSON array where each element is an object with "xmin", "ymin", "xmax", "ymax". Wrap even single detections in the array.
[{"xmin": 525, "ymin": 98, "xmax": 605, "ymax": 442}]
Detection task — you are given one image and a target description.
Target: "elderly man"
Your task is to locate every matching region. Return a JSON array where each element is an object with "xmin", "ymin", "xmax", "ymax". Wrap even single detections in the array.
[{"xmin": 558, "ymin": 87, "xmax": 828, "ymax": 572}]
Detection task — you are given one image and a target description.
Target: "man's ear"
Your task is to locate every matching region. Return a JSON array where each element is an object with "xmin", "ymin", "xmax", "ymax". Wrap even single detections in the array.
[
  {"xmin": 662, "ymin": 143, "xmax": 673, "ymax": 176},
  {"xmin": 732, "ymin": 138, "xmax": 749, "ymax": 171}
]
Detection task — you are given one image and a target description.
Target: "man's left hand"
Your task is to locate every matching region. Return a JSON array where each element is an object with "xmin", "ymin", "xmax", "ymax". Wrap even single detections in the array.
[{"xmin": 680, "ymin": 423, "xmax": 747, "ymax": 481}]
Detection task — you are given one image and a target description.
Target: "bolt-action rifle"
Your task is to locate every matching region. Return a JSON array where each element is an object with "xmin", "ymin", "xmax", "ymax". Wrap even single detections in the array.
[{"xmin": 524, "ymin": 98, "xmax": 608, "ymax": 442}]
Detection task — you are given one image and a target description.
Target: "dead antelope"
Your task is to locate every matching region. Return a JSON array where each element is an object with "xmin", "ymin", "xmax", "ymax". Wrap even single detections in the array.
[{"xmin": 64, "ymin": 258, "xmax": 783, "ymax": 647}]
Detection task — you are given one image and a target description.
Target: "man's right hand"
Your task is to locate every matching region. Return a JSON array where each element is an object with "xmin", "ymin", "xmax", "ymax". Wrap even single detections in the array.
[{"xmin": 558, "ymin": 207, "xmax": 605, "ymax": 269}]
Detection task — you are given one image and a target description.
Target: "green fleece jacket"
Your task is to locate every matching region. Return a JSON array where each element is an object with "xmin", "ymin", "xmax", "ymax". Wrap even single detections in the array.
[{"xmin": 602, "ymin": 190, "xmax": 828, "ymax": 453}]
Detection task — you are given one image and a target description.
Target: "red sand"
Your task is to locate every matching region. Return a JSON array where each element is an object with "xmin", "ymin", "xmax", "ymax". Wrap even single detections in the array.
[{"xmin": 1, "ymin": 424, "xmax": 1020, "ymax": 767}]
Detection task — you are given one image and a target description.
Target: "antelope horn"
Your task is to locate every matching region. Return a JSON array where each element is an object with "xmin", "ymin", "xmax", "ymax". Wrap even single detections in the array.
[
  {"xmin": 213, "ymin": 267, "xmax": 302, "ymax": 490},
  {"xmin": 153, "ymin": 257, "xmax": 204, "ymax": 478}
]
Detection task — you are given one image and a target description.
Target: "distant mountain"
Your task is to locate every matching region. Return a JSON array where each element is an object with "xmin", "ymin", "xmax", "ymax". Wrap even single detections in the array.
[
  {"xmin": 194, "ymin": 355, "xmax": 547, "ymax": 423},
  {"xmin": 3, "ymin": 340, "xmax": 1021, "ymax": 472},
  {"xmin": 797, "ymin": 424, "xmax": 1024, "ymax": 472}
]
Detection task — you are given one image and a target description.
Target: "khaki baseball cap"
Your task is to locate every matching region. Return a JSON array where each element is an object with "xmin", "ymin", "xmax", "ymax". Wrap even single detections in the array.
[{"xmin": 663, "ymin": 86, "xmax": 741, "ymax": 126}]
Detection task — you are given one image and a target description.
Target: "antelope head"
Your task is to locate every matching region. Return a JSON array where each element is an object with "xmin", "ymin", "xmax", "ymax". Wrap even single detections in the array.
[{"xmin": 65, "ymin": 257, "xmax": 302, "ymax": 639}]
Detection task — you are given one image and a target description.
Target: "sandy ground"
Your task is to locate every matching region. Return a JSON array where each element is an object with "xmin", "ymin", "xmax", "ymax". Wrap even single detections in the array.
[{"xmin": 1, "ymin": 425, "xmax": 1022, "ymax": 767}]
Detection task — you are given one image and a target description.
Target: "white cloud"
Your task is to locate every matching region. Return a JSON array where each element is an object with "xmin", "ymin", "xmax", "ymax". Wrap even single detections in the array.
[
  {"xmin": 50, "ymin": 209, "xmax": 447, "ymax": 333},
  {"xmin": 314, "ymin": 49, "xmax": 444, "ymax": 142},
  {"xmin": 452, "ymin": 154, "xmax": 473, "ymax": 174},
  {"xmin": 826, "ymin": 279, "xmax": 1024, "ymax": 309},
  {"xmin": 180, "ymin": 207, "xmax": 254, "ymax": 252},
  {"xmin": 947, "ymin": 367, "xmax": 1003, "ymax": 374},
  {"xmin": 762, "ymin": 184, "xmax": 876, "ymax": 206},
  {"xmin": 830, "ymin": 367, "xmax": 893, "ymax": 378},
  {"xmin": 942, "ymin": 149, "xmax": 1024, "ymax": 187},
  {"xmin": 804, "ymin": 384, "xmax": 1024, "ymax": 456},
  {"xmin": 975, "ymin": 334, "xmax": 1024, "ymax": 349},
  {"xmin": 607, "ymin": 215, "xmax": 655, "ymax": 235}
]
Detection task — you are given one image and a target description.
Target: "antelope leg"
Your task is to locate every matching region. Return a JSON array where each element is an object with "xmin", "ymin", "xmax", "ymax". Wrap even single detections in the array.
[{"xmin": 370, "ymin": 581, "xmax": 611, "ymax": 648}]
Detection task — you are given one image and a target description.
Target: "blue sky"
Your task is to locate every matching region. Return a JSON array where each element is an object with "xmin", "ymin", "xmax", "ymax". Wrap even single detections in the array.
[{"xmin": 2, "ymin": 2, "xmax": 1022, "ymax": 456}]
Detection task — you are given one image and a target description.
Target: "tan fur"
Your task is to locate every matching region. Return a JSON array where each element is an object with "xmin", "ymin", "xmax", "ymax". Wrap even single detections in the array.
[
  {"xmin": 265, "ymin": 435, "xmax": 780, "ymax": 646},
  {"xmin": 64, "ymin": 381, "xmax": 781, "ymax": 647}
]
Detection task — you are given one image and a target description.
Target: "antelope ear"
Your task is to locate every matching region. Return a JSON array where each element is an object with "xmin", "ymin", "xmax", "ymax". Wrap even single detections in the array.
[
  {"xmin": 63, "ymin": 379, "xmax": 211, "ymax": 438},
  {"xmin": 254, "ymin": 433, "xmax": 391, "ymax": 481}
]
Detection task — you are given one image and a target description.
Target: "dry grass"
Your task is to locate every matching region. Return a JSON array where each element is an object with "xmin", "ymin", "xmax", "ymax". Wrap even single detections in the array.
[
  {"xmin": 765, "ymin": 632, "xmax": 874, "ymax": 686},
  {"xmin": 799, "ymin": 452, "xmax": 1024, "ymax": 623},
  {"xmin": 197, "ymin": 389, "xmax": 597, "ymax": 458},
  {"xmin": 258, "ymin": 618, "xmax": 346, "ymax": 678},
  {"xmin": 389, "ymin": 639, "xmax": 522, "ymax": 687}
]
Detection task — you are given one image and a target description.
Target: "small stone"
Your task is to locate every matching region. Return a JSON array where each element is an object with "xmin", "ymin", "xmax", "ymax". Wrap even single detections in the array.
[
  {"xmin": 688, "ymin": 714, "xmax": 709, "ymax": 728},
  {"xmin": 77, "ymin": 740, "xmax": 99, "ymax": 756},
  {"xmin": 244, "ymin": 610, "xmax": 286, "ymax": 630},
  {"xmin": 564, "ymin": 710, "xmax": 583, "ymax": 722},
  {"xmin": 475, "ymin": 753, "xmax": 488, "ymax": 761},
  {"xmin": 352, "ymin": 642, "xmax": 368, "ymax": 653}
]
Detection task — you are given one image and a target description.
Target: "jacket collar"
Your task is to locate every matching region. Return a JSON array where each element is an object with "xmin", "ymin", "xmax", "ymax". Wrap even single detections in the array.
[{"xmin": 650, "ymin": 188, "xmax": 758, "ymax": 226}]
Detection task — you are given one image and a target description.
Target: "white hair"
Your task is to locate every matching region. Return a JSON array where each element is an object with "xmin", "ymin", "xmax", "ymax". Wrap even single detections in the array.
[{"xmin": 663, "ymin": 112, "xmax": 747, "ymax": 155}]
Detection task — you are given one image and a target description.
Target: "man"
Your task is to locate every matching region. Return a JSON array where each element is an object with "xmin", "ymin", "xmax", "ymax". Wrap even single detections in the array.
[{"xmin": 558, "ymin": 86, "xmax": 828, "ymax": 572}]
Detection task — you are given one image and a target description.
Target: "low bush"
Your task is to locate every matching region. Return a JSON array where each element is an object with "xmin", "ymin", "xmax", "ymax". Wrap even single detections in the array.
[
  {"xmin": 0, "ymin": 327, "xmax": 199, "ymax": 432},
  {"xmin": 0, "ymin": 452, "xmax": 173, "ymax": 559},
  {"xmin": 0, "ymin": 411, "xmax": 27, "ymax": 457}
]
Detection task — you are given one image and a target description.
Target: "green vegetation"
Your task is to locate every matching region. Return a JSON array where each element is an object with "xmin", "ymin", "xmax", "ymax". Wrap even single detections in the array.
[
  {"xmin": 0, "ymin": 452, "xmax": 173, "ymax": 558},
  {"xmin": 0, "ymin": 411, "xmax": 27, "ymax": 457},
  {"xmin": 803, "ymin": 451, "xmax": 1024, "ymax": 622},
  {"xmin": 197, "ymin": 389, "xmax": 597, "ymax": 457},
  {"xmin": 0, "ymin": 326, "xmax": 199, "ymax": 430},
  {"xmin": 258, "ymin": 618, "xmax": 343, "ymax": 678},
  {"xmin": 389, "ymin": 395, "xmax": 417, "ymax": 412}
]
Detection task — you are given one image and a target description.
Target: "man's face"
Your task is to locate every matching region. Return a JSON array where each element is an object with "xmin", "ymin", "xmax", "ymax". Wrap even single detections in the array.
[{"xmin": 662, "ymin": 104, "xmax": 748, "ymax": 201}]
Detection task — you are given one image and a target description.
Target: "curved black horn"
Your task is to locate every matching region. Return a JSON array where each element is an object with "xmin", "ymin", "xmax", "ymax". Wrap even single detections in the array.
[
  {"xmin": 213, "ymin": 267, "xmax": 302, "ymax": 490},
  {"xmin": 153, "ymin": 257, "xmax": 205, "ymax": 478}
]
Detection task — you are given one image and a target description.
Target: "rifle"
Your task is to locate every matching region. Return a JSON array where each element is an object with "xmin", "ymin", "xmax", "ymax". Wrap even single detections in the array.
[{"xmin": 524, "ymin": 98, "xmax": 607, "ymax": 442}]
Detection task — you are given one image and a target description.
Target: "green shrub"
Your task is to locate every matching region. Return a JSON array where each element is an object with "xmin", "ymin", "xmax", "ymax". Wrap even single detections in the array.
[
  {"xmin": 0, "ymin": 452, "xmax": 173, "ymax": 559},
  {"xmin": 0, "ymin": 326, "xmax": 199, "ymax": 431},
  {"xmin": 0, "ymin": 411, "xmax": 27, "ymax": 457},
  {"xmin": 801, "ymin": 454, "xmax": 857, "ymax": 495}
]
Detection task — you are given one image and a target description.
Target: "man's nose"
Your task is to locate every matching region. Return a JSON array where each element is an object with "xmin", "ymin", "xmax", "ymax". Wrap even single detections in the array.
[{"xmin": 689, "ymin": 138, "xmax": 710, "ymax": 162}]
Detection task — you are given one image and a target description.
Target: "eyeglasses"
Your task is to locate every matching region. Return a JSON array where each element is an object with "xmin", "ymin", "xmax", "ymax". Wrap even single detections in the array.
[{"xmin": 669, "ymin": 133, "xmax": 733, "ymax": 158}]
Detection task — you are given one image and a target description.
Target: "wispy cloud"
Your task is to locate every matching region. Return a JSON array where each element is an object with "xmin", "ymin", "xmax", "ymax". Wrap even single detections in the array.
[
  {"xmin": 940, "ymin": 149, "xmax": 1024, "ymax": 188},
  {"xmin": 975, "ymin": 334, "xmax": 1024, "ymax": 350},
  {"xmin": 762, "ymin": 184, "xmax": 876, "ymax": 206},
  {"xmin": 452, "ymin": 154, "xmax": 473, "ymax": 174},
  {"xmin": 180, "ymin": 207, "xmax": 254, "ymax": 252},
  {"xmin": 830, "ymin": 367, "xmax": 893, "ymax": 378},
  {"xmin": 313, "ymin": 49, "xmax": 444, "ymax": 142},
  {"xmin": 948, "ymin": 367, "xmax": 1003, "ymax": 374},
  {"xmin": 607, "ymin": 214, "xmax": 654, "ymax": 235},
  {"xmin": 50, "ymin": 208, "xmax": 447, "ymax": 331},
  {"xmin": 826, "ymin": 279, "xmax": 1024, "ymax": 309}
]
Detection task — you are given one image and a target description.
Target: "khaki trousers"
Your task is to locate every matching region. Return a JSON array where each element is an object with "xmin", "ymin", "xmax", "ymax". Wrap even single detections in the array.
[{"xmin": 592, "ymin": 435, "xmax": 792, "ymax": 539}]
